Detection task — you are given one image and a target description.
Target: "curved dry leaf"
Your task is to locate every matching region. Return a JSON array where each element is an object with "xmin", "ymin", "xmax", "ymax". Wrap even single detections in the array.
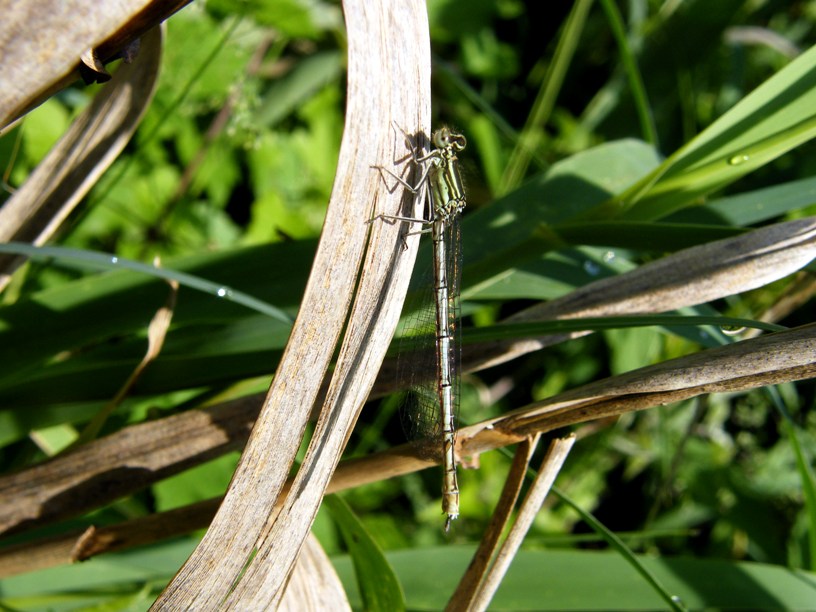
[
  {"xmin": 79, "ymin": 47, "xmax": 110, "ymax": 82},
  {"xmin": 0, "ymin": 0, "xmax": 188, "ymax": 129},
  {"xmin": 0, "ymin": 25, "xmax": 163, "ymax": 289},
  {"xmin": 152, "ymin": 0, "xmax": 432, "ymax": 608},
  {"xmin": 467, "ymin": 216, "xmax": 816, "ymax": 372},
  {"xmin": 279, "ymin": 534, "xmax": 351, "ymax": 612},
  {"xmin": 468, "ymin": 322, "xmax": 816, "ymax": 448}
]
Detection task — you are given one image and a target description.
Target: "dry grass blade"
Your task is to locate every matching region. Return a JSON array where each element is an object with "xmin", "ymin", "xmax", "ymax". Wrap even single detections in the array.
[
  {"xmin": 468, "ymin": 323, "xmax": 816, "ymax": 446},
  {"xmin": 1, "ymin": 324, "xmax": 813, "ymax": 577},
  {"xmin": 75, "ymin": 272, "xmax": 178, "ymax": 444},
  {"xmin": 448, "ymin": 434, "xmax": 541, "ymax": 611},
  {"xmin": 0, "ymin": 396, "xmax": 256, "ymax": 539},
  {"xmin": 466, "ymin": 216, "xmax": 816, "ymax": 372},
  {"xmin": 0, "ymin": 498, "xmax": 220, "ymax": 577},
  {"xmin": 464, "ymin": 435, "xmax": 576, "ymax": 612},
  {"xmin": 0, "ymin": 25, "xmax": 163, "ymax": 289},
  {"xmin": 152, "ymin": 0, "xmax": 431, "ymax": 608},
  {"xmin": 278, "ymin": 534, "xmax": 351, "ymax": 612},
  {"xmin": 0, "ymin": 1, "xmax": 187, "ymax": 129}
]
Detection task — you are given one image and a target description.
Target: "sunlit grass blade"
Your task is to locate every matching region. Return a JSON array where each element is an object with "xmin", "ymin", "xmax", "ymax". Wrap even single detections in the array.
[
  {"xmin": 497, "ymin": 0, "xmax": 593, "ymax": 194},
  {"xmin": 0, "ymin": 242, "xmax": 292, "ymax": 323},
  {"xmin": 599, "ymin": 0, "xmax": 657, "ymax": 145},
  {"xmin": 586, "ymin": 43, "xmax": 816, "ymax": 220},
  {"xmin": 325, "ymin": 495, "xmax": 406, "ymax": 612}
]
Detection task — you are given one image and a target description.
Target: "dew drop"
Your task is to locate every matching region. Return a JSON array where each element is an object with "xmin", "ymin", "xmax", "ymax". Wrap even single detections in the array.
[
  {"xmin": 583, "ymin": 260, "xmax": 601, "ymax": 276},
  {"xmin": 216, "ymin": 287, "xmax": 230, "ymax": 298},
  {"xmin": 728, "ymin": 154, "xmax": 750, "ymax": 166},
  {"xmin": 110, "ymin": 256, "xmax": 119, "ymax": 264},
  {"xmin": 602, "ymin": 250, "xmax": 616, "ymax": 263}
]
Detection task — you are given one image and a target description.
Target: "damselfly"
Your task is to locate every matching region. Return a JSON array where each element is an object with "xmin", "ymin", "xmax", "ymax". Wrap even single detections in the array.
[{"xmin": 374, "ymin": 126, "xmax": 467, "ymax": 530}]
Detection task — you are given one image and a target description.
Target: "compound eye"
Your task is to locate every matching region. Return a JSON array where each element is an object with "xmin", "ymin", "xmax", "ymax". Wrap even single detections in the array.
[
  {"xmin": 432, "ymin": 128, "xmax": 450, "ymax": 148},
  {"xmin": 433, "ymin": 127, "xmax": 467, "ymax": 151}
]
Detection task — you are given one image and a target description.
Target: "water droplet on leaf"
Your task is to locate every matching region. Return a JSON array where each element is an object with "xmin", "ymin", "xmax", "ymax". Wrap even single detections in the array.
[{"xmin": 583, "ymin": 261, "xmax": 601, "ymax": 276}]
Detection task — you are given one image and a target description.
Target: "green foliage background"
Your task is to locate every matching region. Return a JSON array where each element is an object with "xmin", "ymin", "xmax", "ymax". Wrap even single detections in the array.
[{"xmin": 2, "ymin": 0, "xmax": 816, "ymax": 609}]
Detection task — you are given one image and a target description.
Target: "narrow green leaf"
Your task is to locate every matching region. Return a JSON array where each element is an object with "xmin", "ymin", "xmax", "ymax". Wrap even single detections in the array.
[
  {"xmin": 498, "ymin": 0, "xmax": 593, "ymax": 193},
  {"xmin": 0, "ymin": 240, "xmax": 310, "ymax": 384},
  {"xmin": 0, "ymin": 243, "xmax": 293, "ymax": 323},
  {"xmin": 553, "ymin": 487, "xmax": 686, "ymax": 611},
  {"xmin": 324, "ymin": 495, "xmax": 405, "ymax": 612},
  {"xmin": 784, "ymin": 421, "xmax": 816, "ymax": 571},
  {"xmin": 332, "ymin": 547, "xmax": 816, "ymax": 610},
  {"xmin": 255, "ymin": 51, "xmax": 343, "ymax": 128},
  {"xmin": 588, "ymin": 43, "xmax": 816, "ymax": 220},
  {"xmin": 684, "ymin": 174, "xmax": 816, "ymax": 226},
  {"xmin": 599, "ymin": 0, "xmax": 657, "ymax": 145},
  {"xmin": 460, "ymin": 315, "xmax": 784, "ymax": 345}
]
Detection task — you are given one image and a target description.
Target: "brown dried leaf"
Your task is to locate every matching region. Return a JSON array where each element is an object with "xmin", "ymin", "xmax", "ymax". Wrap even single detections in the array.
[
  {"xmin": 469, "ymin": 216, "xmax": 816, "ymax": 372},
  {"xmin": 0, "ymin": 25, "xmax": 163, "ymax": 288},
  {"xmin": 279, "ymin": 534, "xmax": 351, "ymax": 612},
  {"xmin": 0, "ymin": 0, "xmax": 188, "ymax": 129},
  {"xmin": 152, "ymin": 0, "xmax": 433, "ymax": 608},
  {"xmin": 448, "ymin": 435, "xmax": 541, "ymax": 610}
]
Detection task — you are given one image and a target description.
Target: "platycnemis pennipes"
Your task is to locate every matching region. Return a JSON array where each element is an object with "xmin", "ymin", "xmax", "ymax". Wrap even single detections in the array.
[{"xmin": 374, "ymin": 126, "xmax": 467, "ymax": 530}]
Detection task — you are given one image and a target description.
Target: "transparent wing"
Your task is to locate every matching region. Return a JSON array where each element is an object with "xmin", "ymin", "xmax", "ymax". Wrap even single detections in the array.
[{"xmin": 394, "ymin": 215, "xmax": 462, "ymax": 443}]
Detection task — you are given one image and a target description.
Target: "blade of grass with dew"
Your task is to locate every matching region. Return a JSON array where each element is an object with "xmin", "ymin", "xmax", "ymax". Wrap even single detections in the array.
[
  {"xmin": 458, "ymin": 315, "xmax": 785, "ymax": 346},
  {"xmin": 587, "ymin": 43, "xmax": 816, "ymax": 221},
  {"xmin": 0, "ymin": 242, "xmax": 292, "ymax": 323}
]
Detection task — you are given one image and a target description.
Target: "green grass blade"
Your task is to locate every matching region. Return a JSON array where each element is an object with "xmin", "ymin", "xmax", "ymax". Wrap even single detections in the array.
[
  {"xmin": 586, "ymin": 43, "xmax": 816, "ymax": 220},
  {"xmin": 0, "ymin": 242, "xmax": 293, "ymax": 323},
  {"xmin": 497, "ymin": 0, "xmax": 594, "ymax": 194},
  {"xmin": 324, "ymin": 495, "xmax": 405, "ymax": 612},
  {"xmin": 553, "ymin": 486, "xmax": 688, "ymax": 611},
  {"xmin": 459, "ymin": 315, "xmax": 784, "ymax": 345},
  {"xmin": 255, "ymin": 51, "xmax": 343, "ymax": 128},
  {"xmin": 599, "ymin": 0, "xmax": 657, "ymax": 145},
  {"xmin": 783, "ymin": 420, "xmax": 816, "ymax": 571}
]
